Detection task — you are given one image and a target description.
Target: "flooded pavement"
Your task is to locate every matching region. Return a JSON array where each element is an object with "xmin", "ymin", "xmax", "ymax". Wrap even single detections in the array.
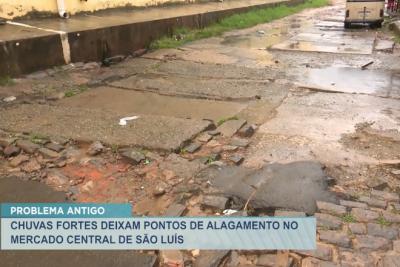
[
  {"xmin": 294, "ymin": 66, "xmax": 400, "ymax": 98},
  {"xmin": 1, "ymin": 0, "xmax": 400, "ymax": 266}
]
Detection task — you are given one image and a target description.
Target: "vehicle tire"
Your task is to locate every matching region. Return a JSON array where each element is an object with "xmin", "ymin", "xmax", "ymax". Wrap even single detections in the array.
[
  {"xmin": 344, "ymin": 22, "xmax": 351, "ymax": 29},
  {"xmin": 375, "ymin": 21, "xmax": 382, "ymax": 28}
]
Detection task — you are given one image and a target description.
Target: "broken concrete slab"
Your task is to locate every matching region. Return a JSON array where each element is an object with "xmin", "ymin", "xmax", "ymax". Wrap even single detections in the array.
[
  {"xmin": 0, "ymin": 104, "xmax": 212, "ymax": 151},
  {"xmin": 164, "ymin": 203, "xmax": 186, "ymax": 217},
  {"xmin": 229, "ymin": 138, "xmax": 250, "ymax": 147},
  {"xmin": 217, "ymin": 119, "xmax": 247, "ymax": 137},
  {"xmin": 120, "ymin": 149, "xmax": 146, "ymax": 164},
  {"xmin": 16, "ymin": 140, "xmax": 40, "ymax": 154},
  {"xmin": 184, "ymin": 142, "xmax": 202, "ymax": 153},
  {"xmin": 374, "ymin": 39, "xmax": 395, "ymax": 53},
  {"xmin": 110, "ymin": 73, "xmax": 272, "ymax": 100},
  {"xmin": 196, "ymin": 161, "xmax": 336, "ymax": 214},
  {"xmin": 38, "ymin": 147, "xmax": 60, "ymax": 159},
  {"xmin": 45, "ymin": 142, "xmax": 65, "ymax": 153},
  {"xmin": 202, "ymin": 195, "xmax": 229, "ymax": 210},
  {"xmin": 229, "ymin": 155, "xmax": 244, "ymax": 165},
  {"xmin": 194, "ymin": 250, "xmax": 230, "ymax": 267},
  {"xmin": 86, "ymin": 141, "xmax": 104, "ymax": 156},
  {"xmin": 237, "ymin": 124, "xmax": 256, "ymax": 137},
  {"xmin": 159, "ymin": 154, "xmax": 205, "ymax": 180},
  {"xmin": 3, "ymin": 145, "xmax": 21, "ymax": 157}
]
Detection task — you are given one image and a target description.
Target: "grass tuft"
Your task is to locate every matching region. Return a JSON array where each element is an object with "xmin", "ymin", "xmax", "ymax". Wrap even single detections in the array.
[
  {"xmin": 0, "ymin": 76, "xmax": 15, "ymax": 87},
  {"xmin": 217, "ymin": 115, "xmax": 239, "ymax": 126},
  {"xmin": 377, "ymin": 216, "xmax": 391, "ymax": 226},
  {"xmin": 150, "ymin": 0, "xmax": 329, "ymax": 49},
  {"xmin": 64, "ymin": 85, "xmax": 88, "ymax": 98},
  {"xmin": 342, "ymin": 213, "xmax": 356, "ymax": 223}
]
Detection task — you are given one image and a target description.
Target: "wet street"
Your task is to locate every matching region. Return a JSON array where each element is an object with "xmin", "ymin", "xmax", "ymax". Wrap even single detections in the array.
[{"xmin": 1, "ymin": 0, "xmax": 400, "ymax": 266}]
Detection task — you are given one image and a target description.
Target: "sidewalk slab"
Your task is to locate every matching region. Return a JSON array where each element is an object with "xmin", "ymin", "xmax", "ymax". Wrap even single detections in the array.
[{"xmin": 0, "ymin": 104, "xmax": 212, "ymax": 151}]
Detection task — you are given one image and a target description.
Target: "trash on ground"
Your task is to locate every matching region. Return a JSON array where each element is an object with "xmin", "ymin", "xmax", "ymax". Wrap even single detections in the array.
[
  {"xmin": 119, "ymin": 116, "xmax": 140, "ymax": 126},
  {"xmin": 361, "ymin": 61, "xmax": 374, "ymax": 70},
  {"xmin": 3, "ymin": 96, "xmax": 16, "ymax": 102}
]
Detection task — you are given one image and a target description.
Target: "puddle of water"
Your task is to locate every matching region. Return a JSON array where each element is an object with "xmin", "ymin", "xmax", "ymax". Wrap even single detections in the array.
[
  {"xmin": 221, "ymin": 27, "xmax": 288, "ymax": 49},
  {"xmin": 295, "ymin": 67, "xmax": 400, "ymax": 96}
]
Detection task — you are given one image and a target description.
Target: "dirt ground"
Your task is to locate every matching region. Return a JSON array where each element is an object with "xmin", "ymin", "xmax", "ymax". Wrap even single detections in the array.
[{"xmin": 1, "ymin": 0, "xmax": 400, "ymax": 266}]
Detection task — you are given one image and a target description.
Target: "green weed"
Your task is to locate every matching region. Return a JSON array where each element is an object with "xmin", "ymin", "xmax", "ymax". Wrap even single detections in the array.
[
  {"xmin": 64, "ymin": 85, "xmax": 88, "ymax": 97},
  {"xmin": 342, "ymin": 213, "xmax": 356, "ymax": 223},
  {"xmin": 377, "ymin": 216, "xmax": 391, "ymax": 226},
  {"xmin": 150, "ymin": 0, "xmax": 329, "ymax": 49},
  {"xmin": 0, "ymin": 76, "xmax": 15, "ymax": 87},
  {"xmin": 217, "ymin": 116, "xmax": 239, "ymax": 126}
]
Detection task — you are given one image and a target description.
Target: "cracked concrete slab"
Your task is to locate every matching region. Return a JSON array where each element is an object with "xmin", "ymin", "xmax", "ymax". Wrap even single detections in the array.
[
  {"xmin": 60, "ymin": 86, "xmax": 246, "ymax": 121},
  {"xmin": 109, "ymin": 72, "xmax": 278, "ymax": 100},
  {"xmin": 0, "ymin": 104, "xmax": 212, "ymax": 151},
  {"xmin": 146, "ymin": 58, "xmax": 278, "ymax": 80}
]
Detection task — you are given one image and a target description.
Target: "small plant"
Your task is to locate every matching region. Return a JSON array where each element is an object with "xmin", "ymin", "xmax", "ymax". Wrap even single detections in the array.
[
  {"xmin": 217, "ymin": 116, "xmax": 239, "ymax": 126},
  {"xmin": 394, "ymin": 35, "xmax": 400, "ymax": 44},
  {"xmin": 64, "ymin": 85, "xmax": 88, "ymax": 97},
  {"xmin": 30, "ymin": 133, "xmax": 49, "ymax": 144},
  {"xmin": 111, "ymin": 144, "xmax": 119, "ymax": 154},
  {"xmin": 342, "ymin": 213, "xmax": 356, "ymax": 223},
  {"xmin": 0, "ymin": 76, "xmax": 15, "ymax": 87},
  {"xmin": 149, "ymin": 0, "xmax": 329, "ymax": 49},
  {"xmin": 180, "ymin": 148, "xmax": 187, "ymax": 154},
  {"xmin": 206, "ymin": 155, "xmax": 217, "ymax": 164},
  {"xmin": 376, "ymin": 216, "xmax": 391, "ymax": 226}
]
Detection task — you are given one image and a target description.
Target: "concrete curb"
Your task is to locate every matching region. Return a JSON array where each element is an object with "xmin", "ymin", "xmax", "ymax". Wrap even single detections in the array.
[{"xmin": 0, "ymin": 0, "xmax": 304, "ymax": 76}]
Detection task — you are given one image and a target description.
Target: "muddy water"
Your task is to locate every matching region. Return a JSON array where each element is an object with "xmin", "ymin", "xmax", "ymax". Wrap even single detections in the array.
[
  {"xmin": 221, "ymin": 27, "xmax": 288, "ymax": 49},
  {"xmin": 294, "ymin": 67, "xmax": 400, "ymax": 97}
]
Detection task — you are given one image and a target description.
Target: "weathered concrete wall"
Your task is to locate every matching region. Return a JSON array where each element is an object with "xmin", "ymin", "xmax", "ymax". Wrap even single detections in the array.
[
  {"xmin": 0, "ymin": 0, "xmax": 189, "ymax": 19},
  {"xmin": 0, "ymin": 0, "xmax": 303, "ymax": 76}
]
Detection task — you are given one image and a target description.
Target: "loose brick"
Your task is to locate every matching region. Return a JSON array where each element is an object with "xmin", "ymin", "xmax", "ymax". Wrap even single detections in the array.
[
  {"xmin": 371, "ymin": 190, "xmax": 399, "ymax": 202},
  {"xmin": 393, "ymin": 240, "xmax": 400, "ymax": 253},
  {"xmin": 16, "ymin": 140, "xmax": 40, "ymax": 154},
  {"xmin": 367, "ymin": 223, "xmax": 398, "ymax": 240},
  {"xmin": 359, "ymin": 196, "xmax": 386, "ymax": 209},
  {"xmin": 317, "ymin": 201, "xmax": 347, "ymax": 216},
  {"xmin": 352, "ymin": 235, "xmax": 391, "ymax": 251},
  {"xmin": 351, "ymin": 208, "xmax": 380, "ymax": 222},
  {"xmin": 315, "ymin": 213, "xmax": 342, "ymax": 230},
  {"xmin": 275, "ymin": 210, "xmax": 306, "ymax": 217},
  {"xmin": 348, "ymin": 223, "xmax": 366, "ymax": 235},
  {"xmin": 301, "ymin": 257, "xmax": 338, "ymax": 267},
  {"xmin": 382, "ymin": 211, "xmax": 400, "ymax": 223},
  {"xmin": 381, "ymin": 252, "xmax": 400, "ymax": 267},
  {"xmin": 319, "ymin": 230, "xmax": 351, "ymax": 248},
  {"xmin": 295, "ymin": 242, "xmax": 334, "ymax": 261},
  {"xmin": 339, "ymin": 200, "xmax": 368, "ymax": 209}
]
